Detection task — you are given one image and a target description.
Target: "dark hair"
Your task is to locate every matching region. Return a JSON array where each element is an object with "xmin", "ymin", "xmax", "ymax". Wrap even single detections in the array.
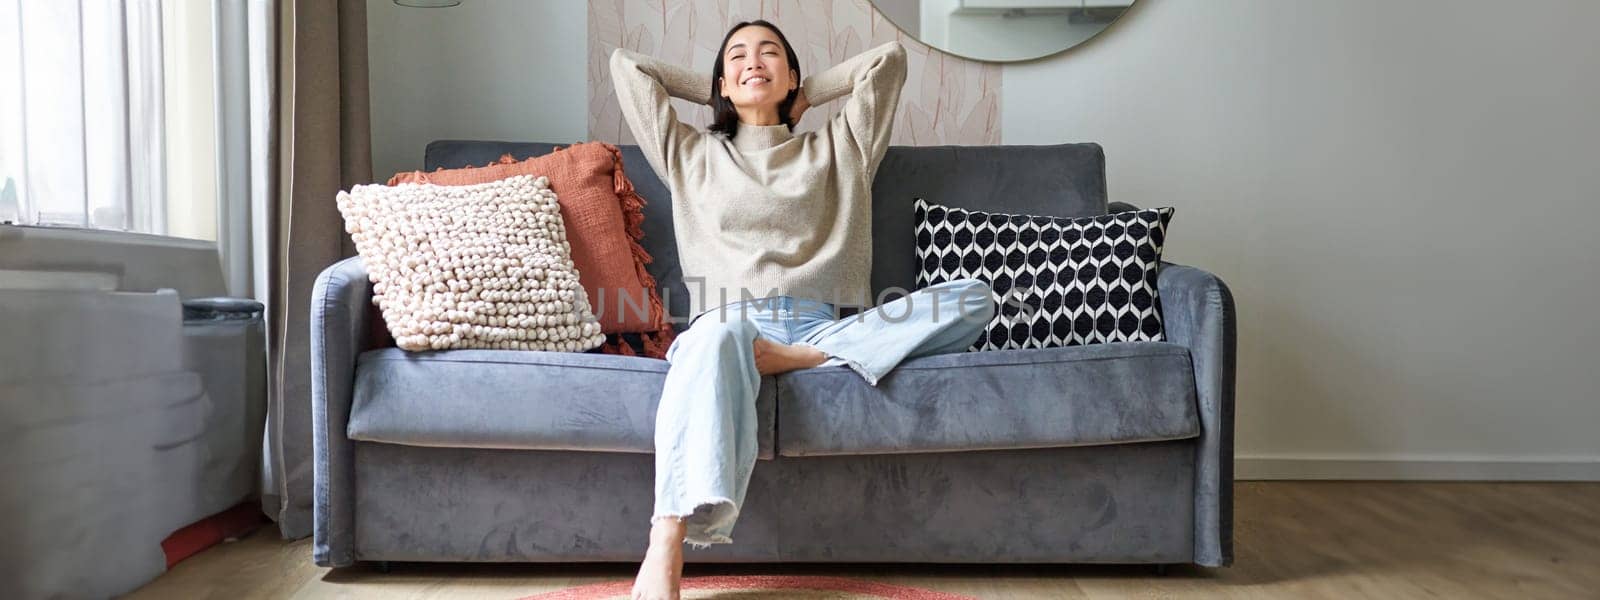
[{"xmin": 708, "ymin": 20, "xmax": 801, "ymax": 139}]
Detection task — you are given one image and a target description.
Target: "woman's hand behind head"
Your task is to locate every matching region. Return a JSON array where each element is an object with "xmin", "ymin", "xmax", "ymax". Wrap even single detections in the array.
[{"xmin": 788, "ymin": 87, "xmax": 810, "ymax": 125}]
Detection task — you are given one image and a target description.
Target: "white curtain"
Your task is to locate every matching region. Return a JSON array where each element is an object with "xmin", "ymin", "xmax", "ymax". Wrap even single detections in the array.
[
  {"xmin": 214, "ymin": 0, "xmax": 274, "ymax": 301},
  {"xmin": 213, "ymin": 0, "xmax": 277, "ymax": 524},
  {"xmin": 0, "ymin": 0, "xmax": 166, "ymax": 232}
]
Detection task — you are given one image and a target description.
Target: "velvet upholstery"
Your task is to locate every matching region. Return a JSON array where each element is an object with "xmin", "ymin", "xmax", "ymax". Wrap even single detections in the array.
[
  {"xmin": 867, "ymin": 144, "xmax": 1109, "ymax": 301},
  {"xmin": 309, "ymin": 256, "xmax": 370, "ymax": 567},
  {"xmin": 351, "ymin": 441, "xmax": 1194, "ymax": 563},
  {"xmin": 775, "ymin": 342, "xmax": 1199, "ymax": 456},
  {"xmin": 346, "ymin": 348, "xmax": 777, "ymax": 460},
  {"xmin": 1155, "ymin": 261, "xmax": 1237, "ymax": 567},
  {"xmin": 309, "ymin": 141, "xmax": 1236, "ymax": 569}
]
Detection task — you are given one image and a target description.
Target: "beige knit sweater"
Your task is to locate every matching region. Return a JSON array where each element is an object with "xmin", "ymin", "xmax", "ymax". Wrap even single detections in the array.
[{"xmin": 609, "ymin": 41, "xmax": 908, "ymax": 318}]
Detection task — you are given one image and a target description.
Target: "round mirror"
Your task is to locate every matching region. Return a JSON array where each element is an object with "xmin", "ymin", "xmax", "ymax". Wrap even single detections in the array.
[{"xmin": 870, "ymin": 0, "xmax": 1135, "ymax": 62}]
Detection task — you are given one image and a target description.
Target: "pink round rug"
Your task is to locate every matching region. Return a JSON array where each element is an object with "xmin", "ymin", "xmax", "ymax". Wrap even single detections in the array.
[{"xmin": 518, "ymin": 575, "xmax": 976, "ymax": 599}]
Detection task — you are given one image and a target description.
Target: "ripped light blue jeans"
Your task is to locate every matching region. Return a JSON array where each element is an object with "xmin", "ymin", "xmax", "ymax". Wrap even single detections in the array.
[{"xmin": 651, "ymin": 277, "xmax": 996, "ymax": 548}]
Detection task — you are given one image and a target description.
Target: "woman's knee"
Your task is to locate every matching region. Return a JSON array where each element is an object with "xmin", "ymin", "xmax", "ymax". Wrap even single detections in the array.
[
  {"xmin": 668, "ymin": 317, "xmax": 757, "ymax": 363},
  {"xmin": 678, "ymin": 315, "xmax": 760, "ymax": 349},
  {"xmin": 948, "ymin": 278, "xmax": 995, "ymax": 323}
]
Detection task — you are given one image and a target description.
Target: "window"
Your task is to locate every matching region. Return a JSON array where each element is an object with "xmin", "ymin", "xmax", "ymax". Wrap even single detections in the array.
[{"xmin": 1, "ymin": 0, "xmax": 218, "ymax": 241}]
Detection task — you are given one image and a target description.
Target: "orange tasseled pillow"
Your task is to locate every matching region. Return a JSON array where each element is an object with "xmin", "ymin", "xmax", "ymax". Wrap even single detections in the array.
[{"xmin": 380, "ymin": 142, "xmax": 675, "ymax": 358}]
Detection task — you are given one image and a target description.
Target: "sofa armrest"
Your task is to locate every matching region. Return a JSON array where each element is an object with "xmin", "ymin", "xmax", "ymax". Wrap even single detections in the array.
[
  {"xmin": 1157, "ymin": 261, "xmax": 1237, "ymax": 567},
  {"xmin": 309, "ymin": 256, "xmax": 373, "ymax": 567}
]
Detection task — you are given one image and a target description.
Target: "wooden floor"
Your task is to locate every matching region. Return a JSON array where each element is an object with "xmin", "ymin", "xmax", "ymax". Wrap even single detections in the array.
[{"xmin": 127, "ymin": 482, "xmax": 1600, "ymax": 599}]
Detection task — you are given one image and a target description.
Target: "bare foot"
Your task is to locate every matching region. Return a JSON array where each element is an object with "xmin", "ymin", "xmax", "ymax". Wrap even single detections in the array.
[
  {"xmin": 632, "ymin": 518, "xmax": 685, "ymax": 600},
  {"xmin": 752, "ymin": 337, "xmax": 828, "ymax": 375}
]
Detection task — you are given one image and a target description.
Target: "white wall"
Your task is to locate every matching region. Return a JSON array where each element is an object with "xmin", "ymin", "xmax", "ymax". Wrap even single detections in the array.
[
  {"xmin": 1005, "ymin": 0, "xmax": 1600, "ymax": 478},
  {"xmin": 366, "ymin": 0, "xmax": 1600, "ymax": 479},
  {"xmin": 366, "ymin": 0, "xmax": 588, "ymax": 181}
]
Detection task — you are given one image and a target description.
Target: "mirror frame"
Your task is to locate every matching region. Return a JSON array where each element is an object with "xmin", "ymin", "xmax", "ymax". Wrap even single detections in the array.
[{"xmin": 871, "ymin": 0, "xmax": 1139, "ymax": 63}]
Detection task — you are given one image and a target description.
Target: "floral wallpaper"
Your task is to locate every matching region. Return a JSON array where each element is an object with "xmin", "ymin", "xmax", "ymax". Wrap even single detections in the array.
[{"xmin": 587, "ymin": 0, "xmax": 1002, "ymax": 147}]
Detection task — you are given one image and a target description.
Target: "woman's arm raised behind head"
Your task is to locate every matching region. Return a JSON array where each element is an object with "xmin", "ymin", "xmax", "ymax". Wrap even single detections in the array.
[
  {"xmin": 799, "ymin": 41, "xmax": 908, "ymax": 171},
  {"xmin": 610, "ymin": 48, "xmax": 714, "ymax": 181}
]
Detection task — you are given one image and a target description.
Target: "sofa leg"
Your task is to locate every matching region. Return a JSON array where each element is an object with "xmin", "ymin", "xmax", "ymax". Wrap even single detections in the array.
[
  {"xmin": 1154, "ymin": 564, "xmax": 1169, "ymax": 576},
  {"xmin": 377, "ymin": 561, "xmax": 392, "ymax": 574}
]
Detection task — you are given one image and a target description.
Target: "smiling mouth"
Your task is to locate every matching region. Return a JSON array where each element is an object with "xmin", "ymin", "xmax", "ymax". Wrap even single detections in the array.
[{"xmin": 743, "ymin": 76, "xmax": 769, "ymax": 86}]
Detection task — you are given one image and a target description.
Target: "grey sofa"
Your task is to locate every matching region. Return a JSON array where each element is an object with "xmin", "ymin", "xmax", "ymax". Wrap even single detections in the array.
[{"xmin": 310, "ymin": 140, "xmax": 1236, "ymax": 568}]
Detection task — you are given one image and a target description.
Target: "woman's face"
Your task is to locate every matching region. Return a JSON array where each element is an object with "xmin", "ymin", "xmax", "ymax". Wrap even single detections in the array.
[{"xmin": 718, "ymin": 26, "xmax": 796, "ymax": 112}]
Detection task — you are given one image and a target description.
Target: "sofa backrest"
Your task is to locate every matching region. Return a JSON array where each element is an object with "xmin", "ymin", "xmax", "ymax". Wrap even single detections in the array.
[
  {"xmin": 867, "ymin": 144, "xmax": 1108, "ymax": 299},
  {"xmin": 423, "ymin": 140, "xmax": 1107, "ymax": 321}
]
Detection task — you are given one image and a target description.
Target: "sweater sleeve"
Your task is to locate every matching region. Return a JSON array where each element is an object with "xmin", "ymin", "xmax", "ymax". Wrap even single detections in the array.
[
  {"xmin": 609, "ymin": 47, "xmax": 714, "ymax": 181},
  {"xmin": 800, "ymin": 41, "xmax": 908, "ymax": 171}
]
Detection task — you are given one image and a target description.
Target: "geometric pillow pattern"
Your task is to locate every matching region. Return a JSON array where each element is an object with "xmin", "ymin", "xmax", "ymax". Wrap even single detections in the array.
[
  {"xmin": 337, "ymin": 174, "xmax": 608, "ymax": 353},
  {"xmin": 914, "ymin": 198, "xmax": 1176, "ymax": 351}
]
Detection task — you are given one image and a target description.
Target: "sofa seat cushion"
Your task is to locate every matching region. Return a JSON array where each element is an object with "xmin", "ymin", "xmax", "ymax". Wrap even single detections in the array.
[
  {"xmin": 774, "ymin": 341, "xmax": 1198, "ymax": 457},
  {"xmin": 346, "ymin": 348, "xmax": 777, "ymax": 459}
]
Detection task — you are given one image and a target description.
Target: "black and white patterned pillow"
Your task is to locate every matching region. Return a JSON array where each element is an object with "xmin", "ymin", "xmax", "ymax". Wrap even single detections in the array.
[{"xmin": 913, "ymin": 198, "xmax": 1175, "ymax": 351}]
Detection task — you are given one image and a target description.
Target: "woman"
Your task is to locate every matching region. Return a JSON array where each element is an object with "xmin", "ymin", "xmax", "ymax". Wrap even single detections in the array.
[{"xmin": 611, "ymin": 20, "xmax": 994, "ymax": 600}]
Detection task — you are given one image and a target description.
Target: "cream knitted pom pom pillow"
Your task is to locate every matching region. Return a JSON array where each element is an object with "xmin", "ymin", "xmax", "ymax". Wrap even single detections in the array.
[{"xmin": 336, "ymin": 174, "xmax": 607, "ymax": 352}]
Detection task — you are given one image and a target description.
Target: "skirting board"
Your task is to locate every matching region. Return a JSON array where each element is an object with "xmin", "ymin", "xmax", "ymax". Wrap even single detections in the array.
[{"xmin": 1235, "ymin": 455, "xmax": 1600, "ymax": 481}]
